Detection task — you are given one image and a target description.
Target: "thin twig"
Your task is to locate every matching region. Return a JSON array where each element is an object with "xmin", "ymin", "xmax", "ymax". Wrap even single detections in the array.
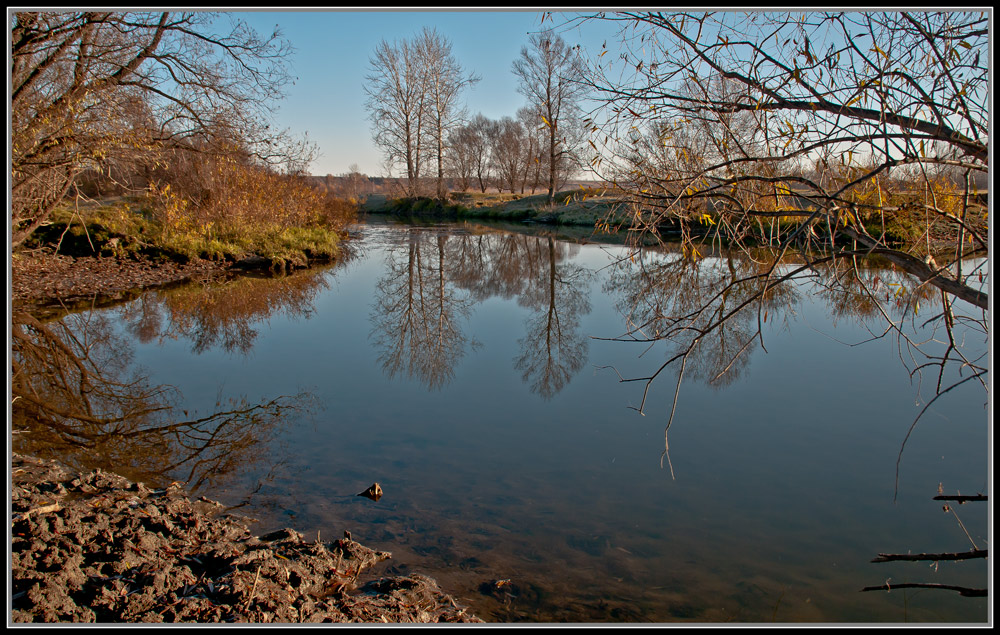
[
  {"xmin": 13, "ymin": 503, "xmax": 61, "ymax": 522},
  {"xmin": 244, "ymin": 564, "xmax": 262, "ymax": 610},
  {"xmin": 941, "ymin": 502, "xmax": 979, "ymax": 550}
]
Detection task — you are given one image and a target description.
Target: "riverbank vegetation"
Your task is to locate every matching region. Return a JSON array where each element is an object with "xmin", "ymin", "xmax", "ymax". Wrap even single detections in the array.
[
  {"xmin": 25, "ymin": 156, "xmax": 356, "ymax": 270},
  {"xmin": 11, "ymin": 11, "xmax": 355, "ymax": 269},
  {"xmin": 362, "ymin": 186, "xmax": 629, "ymax": 227}
]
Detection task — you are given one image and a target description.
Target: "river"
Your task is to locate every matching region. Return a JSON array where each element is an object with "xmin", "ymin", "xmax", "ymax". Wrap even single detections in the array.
[{"xmin": 14, "ymin": 218, "xmax": 990, "ymax": 623}]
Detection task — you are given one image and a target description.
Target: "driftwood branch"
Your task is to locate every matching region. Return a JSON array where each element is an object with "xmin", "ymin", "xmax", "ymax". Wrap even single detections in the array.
[
  {"xmin": 12, "ymin": 503, "xmax": 62, "ymax": 523},
  {"xmin": 871, "ymin": 549, "xmax": 987, "ymax": 563},
  {"xmin": 861, "ymin": 582, "xmax": 987, "ymax": 598},
  {"xmin": 933, "ymin": 495, "xmax": 988, "ymax": 503}
]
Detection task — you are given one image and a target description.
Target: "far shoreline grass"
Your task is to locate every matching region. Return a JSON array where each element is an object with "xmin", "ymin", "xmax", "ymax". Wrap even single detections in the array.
[{"xmin": 361, "ymin": 188, "xmax": 629, "ymax": 228}]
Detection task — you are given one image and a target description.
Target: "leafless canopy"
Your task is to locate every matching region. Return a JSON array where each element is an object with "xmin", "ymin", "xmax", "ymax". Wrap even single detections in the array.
[
  {"xmin": 512, "ymin": 30, "xmax": 589, "ymax": 203},
  {"xmin": 365, "ymin": 28, "xmax": 477, "ymax": 198},
  {"xmin": 580, "ymin": 11, "xmax": 987, "ymax": 309},
  {"xmin": 570, "ymin": 11, "xmax": 988, "ymax": 477},
  {"xmin": 10, "ymin": 11, "xmax": 305, "ymax": 247}
]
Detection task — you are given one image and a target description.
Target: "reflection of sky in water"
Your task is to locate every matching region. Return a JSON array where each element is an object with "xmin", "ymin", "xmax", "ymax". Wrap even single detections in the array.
[{"xmin": 101, "ymin": 224, "xmax": 987, "ymax": 622}]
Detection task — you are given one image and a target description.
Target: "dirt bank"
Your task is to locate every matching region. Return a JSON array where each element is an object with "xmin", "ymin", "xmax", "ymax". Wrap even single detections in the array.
[
  {"xmin": 10, "ymin": 247, "xmax": 232, "ymax": 313},
  {"xmin": 10, "ymin": 453, "xmax": 482, "ymax": 623}
]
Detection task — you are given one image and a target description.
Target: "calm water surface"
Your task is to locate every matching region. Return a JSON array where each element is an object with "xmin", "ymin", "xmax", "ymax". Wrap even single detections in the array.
[{"xmin": 21, "ymin": 219, "xmax": 990, "ymax": 623}]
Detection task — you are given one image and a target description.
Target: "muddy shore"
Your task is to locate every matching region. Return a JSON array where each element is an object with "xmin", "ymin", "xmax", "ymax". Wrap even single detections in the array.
[
  {"xmin": 11, "ymin": 247, "xmax": 236, "ymax": 314},
  {"xmin": 10, "ymin": 453, "xmax": 482, "ymax": 623},
  {"xmin": 10, "ymin": 249, "xmax": 483, "ymax": 623}
]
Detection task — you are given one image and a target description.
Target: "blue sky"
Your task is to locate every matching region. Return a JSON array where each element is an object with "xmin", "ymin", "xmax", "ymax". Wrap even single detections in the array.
[{"xmin": 236, "ymin": 10, "xmax": 612, "ymax": 177}]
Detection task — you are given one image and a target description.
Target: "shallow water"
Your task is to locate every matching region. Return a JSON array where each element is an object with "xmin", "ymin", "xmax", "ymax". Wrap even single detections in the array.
[{"xmin": 19, "ymin": 219, "xmax": 990, "ymax": 623}]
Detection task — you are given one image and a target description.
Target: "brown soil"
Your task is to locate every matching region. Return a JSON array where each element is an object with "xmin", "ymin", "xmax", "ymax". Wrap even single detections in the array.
[
  {"xmin": 10, "ymin": 247, "xmax": 233, "ymax": 314},
  {"xmin": 10, "ymin": 453, "xmax": 482, "ymax": 623}
]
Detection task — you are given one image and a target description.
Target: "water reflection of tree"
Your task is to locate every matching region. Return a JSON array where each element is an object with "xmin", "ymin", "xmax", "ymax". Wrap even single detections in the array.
[
  {"xmin": 371, "ymin": 232, "xmax": 476, "ymax": 390},
  {"xmin": 446, "ymin": 231, "xmax": 592, "ymax": 397},
  {"xmin": 11, "ymin": 309, "xmax": 310, "ymax": 492},
  {"xmin": 607, "ymin": 247, "xmax": 797, "ymax": 392},
  {"xmin": 604, "ymin": 244, "xmax": 988, "ymax": 481},
  {"xmin": 370, "ymin": 227, "xmax": 592, "ymax": 397},
  {"xmin": 117, "ymin": 269, "xmax": 332, "ymax": 355},
  {"xmin": 447, "ymin": 232, "xmax": 545, "ymax": 301},
  {"xmin": 513, "ymin": 236, "xmax": 591, "ymax": 399}
]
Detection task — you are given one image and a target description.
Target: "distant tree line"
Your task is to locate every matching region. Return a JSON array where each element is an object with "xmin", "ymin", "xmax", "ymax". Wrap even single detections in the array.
[{"xmin": 366, "ymin": 28, "xmax": 588, "ymax": 203}]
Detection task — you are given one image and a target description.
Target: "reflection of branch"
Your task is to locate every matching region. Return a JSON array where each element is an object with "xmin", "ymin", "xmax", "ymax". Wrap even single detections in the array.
[
  {"xmin": 893, "ymin": 370, "xmax": 988, "ymax": 502},
  {"xmin": 871, "ymin": 549, "xmax": 987, "ymax": 563},
  {"xmin": 659, "ymin": 353, "xmax": 686, "ymax": 479},
  {"xmin": 12, "ymin": 309, "xmax": 304, "ymax": 493},
  {"xmin": 860, "ymin": 583, "xmax": 986, "ymax": 598},
  {"xmin": 602, "ymin": 242, "xmax": 987, "ymax": 493}
]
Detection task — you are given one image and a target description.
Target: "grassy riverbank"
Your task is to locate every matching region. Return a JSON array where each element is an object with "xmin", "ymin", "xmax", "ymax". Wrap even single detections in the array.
[
  {"xmin": 362, "ymin": 188, "xmax": 630, "ymax": 228},
  {"xmin": 361, "ymin": 184, "xmax": 988, "ymax": 259},
  {"xmin": 21, "ymin": 195, "xmax": 352, "ymax": 273}
]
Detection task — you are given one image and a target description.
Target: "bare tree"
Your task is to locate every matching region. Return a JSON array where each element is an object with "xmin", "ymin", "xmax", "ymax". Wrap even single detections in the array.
[
  {"xmin": 10, "ymin": 11, "xmax": 306, "ymax": 247},
  {"xmin": 583, "ymin": 11, "xmax": 987, "ymax": 308},
  {"xmin": 575, "ymin": 11, "xmax": 988, "ymax": 477},
  {"xmin": 366, "ymin": 36, "xmax": 428, "ymax": 197},
  {"xmin": 446, "ymin": 124, "xmax": 477, "ymax": 192},
  {"xmin": 448, "ymin": 114, "xmax": 497, "ymax": 193},
  {"xmin": 367, "ymin": 29, "xmax": 477, "ymax": 199},
  {"xmin": 489, "ymin": 117, "xmax": 527, "ymax": 194},
  {"xmin": 517, "ymin": 106, "xmax": 545, "ymax": 193},
  {"xmin": 469, "ymin": 114, "xmax": 496, "ymax": 193},
  {"xmin": 416, "ymin": 27, "xmax": 480, "ymax": 199},
  {"xmin": 512, "ymin": 30, "xmax": 589, "ymax": 204}
]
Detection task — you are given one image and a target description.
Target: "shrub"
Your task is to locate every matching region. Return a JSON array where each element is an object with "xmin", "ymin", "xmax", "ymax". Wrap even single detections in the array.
[{"xmin": 136, "ymin": 153, "xmax": 356, "ymax": 261}]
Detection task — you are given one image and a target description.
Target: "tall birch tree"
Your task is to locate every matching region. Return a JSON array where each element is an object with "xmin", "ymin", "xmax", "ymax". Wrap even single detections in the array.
[
  {"xmin": 416, "ymin": 28, "xmax": 479, "ymax": 198},
  {"xmin": 512, "ymin": 30, "xmax": 588, "ymax": 204}
]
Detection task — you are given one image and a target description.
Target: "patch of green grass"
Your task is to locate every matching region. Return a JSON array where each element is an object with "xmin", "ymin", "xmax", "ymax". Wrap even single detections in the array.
[
  {"xmin": 24, "ymin": 201, "xmax": 153, "ymax": 258},
  {"xmin": 159, "ymin": 223, "xmax": 341, "ymax": 265},
  {"xmin": 262, "ymin": 226, "xmax": 340, "ymax": 260},
  {"xmin": 23, "ymin": 197, "xmax": 342, "ymax": 266},
  {"xmin": 379, "ymin": 196, "xmax": 469, "ymax": 217}
]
